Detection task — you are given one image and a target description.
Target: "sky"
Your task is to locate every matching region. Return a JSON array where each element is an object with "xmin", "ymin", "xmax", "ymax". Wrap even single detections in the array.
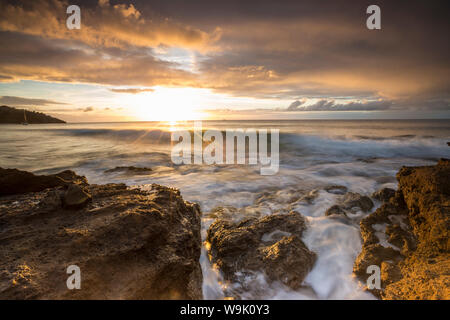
[{"xmin": 0, "ymin": 0, "xmax": 449, "ymax": 122}]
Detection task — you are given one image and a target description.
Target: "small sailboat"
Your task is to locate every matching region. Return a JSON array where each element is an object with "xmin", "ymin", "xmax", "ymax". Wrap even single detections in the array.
[{"xmin": 22, "ymin": 109, "xmax": 28, "ymax": 125}]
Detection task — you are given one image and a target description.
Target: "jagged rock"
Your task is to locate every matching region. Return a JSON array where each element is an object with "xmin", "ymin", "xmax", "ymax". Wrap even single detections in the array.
[
  {"xmin": 206, "ymin": 211, "xmax": 316, "ymax": 292},
  {"xmin": 206, "ymin": 206, "xmax": 261, "ymax": 222},
  {"xmin": 260, "ymin": 236, "xmax": 316, "ymax": 289},
  {"xmin": 0, "ymin": 168, "xmax": 87, "ymax": 196},
  {"xmin": 105, "ymin": 166, "xmax": 152, "ymax": 175},
  {"xmin": 354, "ymin": 159, "xmax": 450, "ymax": 300},
  {"xmin": 0, "ymin": 173, "xmax": 203, "ymax": 300},
  {"xmin": 62, "ymin": 184, "xmax": 92, "ymax": 209},
  {"xmin": 385, "ymin": 224, "xmax": 416, "ymax": 254},
  {"xmin": 353, "ymin": 243, "xmax": 402, "ymax": 280},
  {"xmin": 372, "ymin": 188, "xmax": 396, "ymax": 203},
  {"xmin": 325, "ymin": 205, "xmax": 346, "ymax": 216},
  {"xmin": 325, "ymin": 191, "xmax": 374, "ymax": 218},
  {"xmin": 342, "ymin": 192, "xmax": 374, "ymax": 212},
  {"xmin": 396, "ymin": 159, "xmax": 449, "ymax": 252}
]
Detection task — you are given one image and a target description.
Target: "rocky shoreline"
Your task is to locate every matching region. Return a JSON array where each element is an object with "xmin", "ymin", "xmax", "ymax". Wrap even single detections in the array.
[
  {"xmin": 0, "ymin": 160, "xmax": 448, "ymax": 300},
  {"xmin": 0, "ymin": 168, "xmax": 202, "ymax": 299},
  {"xmin": 354, "ymin": 159, "xmax": 449, "ymax": 299}
]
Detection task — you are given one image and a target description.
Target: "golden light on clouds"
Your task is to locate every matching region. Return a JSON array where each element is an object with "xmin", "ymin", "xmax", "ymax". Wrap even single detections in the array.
[{"xmin": 0, "ymin": 0, "xmax": 448, "ymax": 121}]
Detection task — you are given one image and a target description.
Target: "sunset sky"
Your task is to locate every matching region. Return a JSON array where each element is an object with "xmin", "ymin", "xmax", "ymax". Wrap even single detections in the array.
[{"xmin": 0, "ymin": 0, "xmax": 449, "ymax": 121}]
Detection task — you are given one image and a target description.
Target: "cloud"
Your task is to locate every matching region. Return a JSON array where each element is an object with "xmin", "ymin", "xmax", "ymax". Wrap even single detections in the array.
[
  {"xmin": 0, "ymin": 31, "xmax": 196, "ymax": 87},
  {"xmin": 285, "ymin": 99, "xmax": 393, "ymax": 112},
  {"xmin": 0, "ymin": 0, "xmax": 448, "ymax": 113},
  {"xmin": 109, "ymin": 88, "xmax": 155, "ymax": 94},
  {"xmin": 0, "ymin": 0, "xmax": 219, "ymax": 51},
  {"xmin": 0, "ymin": 95, "xmax": 67, "ymax": 106},
  {"xmin": 287, "ymin": 100, "xmax": 306, "ymax": 111},
  {"xmin": 78, "ymin": 106, "xmax": 94, "ymax": 112}
]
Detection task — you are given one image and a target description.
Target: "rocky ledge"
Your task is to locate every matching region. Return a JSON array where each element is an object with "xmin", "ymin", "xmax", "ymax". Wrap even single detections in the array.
[
  {"xmin": 0, "ymin": 168, "xmax": 202, "ymax": 299},
  {"xmin": 206, "ymin": 211, "xmax": 316, "ymax": 298},
  {"xmin": 354, "ymin": 159, "xmax": 450, "ymax": 299}
]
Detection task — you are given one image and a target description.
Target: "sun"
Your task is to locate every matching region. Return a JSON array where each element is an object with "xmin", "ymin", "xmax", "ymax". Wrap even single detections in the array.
[{"xmin": 123, "ymin": 87, "xmax": 209, "ymax": 121}]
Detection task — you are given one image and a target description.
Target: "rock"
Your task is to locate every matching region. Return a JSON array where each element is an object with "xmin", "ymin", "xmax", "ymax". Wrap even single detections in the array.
[
  {"xmin": 353, "ymin": 243, "xmax": 402, "ymax": 280},
  {"xmin": 325, "ymin": 191, "xmax": 374, "ymax": 218},
  {"xmin": 396, "ymin": 158, "xmax": 449, "ymax": 252},
  {"xmin": 381, "ymin": 261, "xmax": 402, "ymax": 286},
  {"xmin": 385, "ymin": 224, "xmax": 416, "ymax": 254},
  {"xmin": 54, "ymin": 170, "xmax": 88, "ymax": 186},
  {"xmin": 38, "ymin": 189, "xmax": 64, "ymax": 210},
  {"xmin": 353, "ymin": 159, "xmax": 450, "ymax": 300},
  {"xmin": 261, "ymin": 236, "xmax": 316, "ymax": 289},
  {"xmin": 342, "ymin": 192, "xmax": 374, "ymax": 212},
  {"xmin": 325, "ymin": 205, "xmax": 346, "ymax": 216},
  {"xmin": 372, "ymin": 188, "xmax": 396, "ymax": 203},
  {"xmin": 0, "ymin": 168, "xmax": 87, "ymax": 196},
  {"xmin": 206, "ymin": 211, "xmax": 316, "ymax": 293},
  {"xmin": 0, "ymin": 172, "xmax": 203, "ymax": 300},
  {"xmin": 62, "ymin": 184, "xmax": 92, "ymax": 209},
  {"xmin": 105, "ymin": 166, "xmax": 152, "ymax": 175},
  {"xmin": 324, "ymin": 185, "xmax": 348, "ymax": 195},
  {"xmin": 297, "ymin": 189, "xmax": 319, "ymax": 204}
]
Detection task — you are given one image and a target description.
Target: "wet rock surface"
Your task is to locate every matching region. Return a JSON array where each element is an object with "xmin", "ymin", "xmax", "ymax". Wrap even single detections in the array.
[
  {"xmin": 325, "ymin": 204, "xmax": 347, "ymax": 217},
  {"xmin": 324, "ymin": 191, "xmax": 374, "ymax": 217},
  {"xmin": 0, "ymin": 168, "xmax": 87, "ymax": 196},
  {"xmin": 371, "ymin": 188, "xmax": 396, "ymax": 203},
  {"xmin": 206, "ymin": 211, "xmax": 316, "ymax": 296},
  {"xmin": 354, "ymin": 159, "xmax": 450, "ymax": 299},
  {"xmin": 342, "ymin": 192, "xmax": 374, "ymax": 212},
  {"xmin": 0, "ymin": 170, "xmax": 203, "ymax": 299},
  {"xmin": 324, "ymin": 185, "xmax": 348, "ymax": 195}
]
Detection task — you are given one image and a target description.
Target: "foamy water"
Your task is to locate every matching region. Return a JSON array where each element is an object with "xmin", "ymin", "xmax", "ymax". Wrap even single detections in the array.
[{"xmin": 1, "ymin": 120, "xmax": 449, "ymax": 299}]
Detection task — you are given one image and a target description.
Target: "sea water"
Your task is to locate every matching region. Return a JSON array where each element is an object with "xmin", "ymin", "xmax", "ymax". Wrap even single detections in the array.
[{"xmin": 1, "ymin": 119, "xmax": 449, "ymax": 299}]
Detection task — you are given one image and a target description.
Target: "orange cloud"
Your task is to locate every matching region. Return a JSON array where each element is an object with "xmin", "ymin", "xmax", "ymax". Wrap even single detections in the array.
[{"xmin": 0, "ymin": 0, "xmax": 220, "ymax": 51}]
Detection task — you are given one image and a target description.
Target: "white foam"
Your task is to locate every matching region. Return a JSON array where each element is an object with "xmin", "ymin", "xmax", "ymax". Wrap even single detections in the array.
[{"xmin": 302, "ymin": 217, "xmax": 375, "ymax": 299}]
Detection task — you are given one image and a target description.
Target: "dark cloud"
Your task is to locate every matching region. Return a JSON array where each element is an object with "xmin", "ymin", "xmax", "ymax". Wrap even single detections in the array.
[
  {"xmin": 0, "ymin": 31, "xmax": 195, "ymax": 87},
  {"xmin": 0, "ymin": 95, "xmax": 67, "ymax": 106},
  {"xmin": 287, "ymin": 100, "xmax": 305, "ymax": 111}
]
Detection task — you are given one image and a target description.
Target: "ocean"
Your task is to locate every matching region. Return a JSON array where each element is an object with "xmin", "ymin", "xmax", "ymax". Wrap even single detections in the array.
[{"xmin": 1, "ymin": 119, "xmax": 449, "ymax": 299}]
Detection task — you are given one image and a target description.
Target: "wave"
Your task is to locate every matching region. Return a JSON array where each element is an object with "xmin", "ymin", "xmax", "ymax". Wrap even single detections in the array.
[
  {"xmin": 281, "ymin": 133, "xmax": 449, "ymax": 161},
  {"xmin": 52, "ymin": 128, "xmax": 173, "ymax": 144},
  {"xmin": 32, "ymin": 126, "xmax": 449, "ymax": 163}
]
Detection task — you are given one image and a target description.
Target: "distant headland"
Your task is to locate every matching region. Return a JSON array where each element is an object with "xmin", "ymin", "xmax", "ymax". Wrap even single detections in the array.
[{"xmin": 0, "ymin": 105, "xmax": 65, "ymax": 124}]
